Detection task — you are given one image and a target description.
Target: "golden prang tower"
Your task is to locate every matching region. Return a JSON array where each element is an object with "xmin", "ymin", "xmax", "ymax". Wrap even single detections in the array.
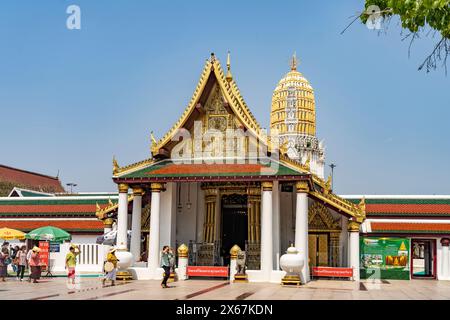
[{"xmin": 270, "ymin": 53, "xmax": 325, "ymax": 178}]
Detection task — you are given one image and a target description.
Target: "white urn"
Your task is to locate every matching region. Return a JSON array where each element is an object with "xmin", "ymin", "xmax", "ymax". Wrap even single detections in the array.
[
  {"xmin": 115, "ymin": 249, "xmax": 133, "ymax": 270},
  {"xmin": 280, "ymin": 246, "xmax": 304, "ymax": 276}
]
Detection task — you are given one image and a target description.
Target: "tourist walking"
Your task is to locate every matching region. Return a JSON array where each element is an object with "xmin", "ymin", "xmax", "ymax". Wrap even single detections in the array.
[
  {"xmin": 65, "ymin": 245, "xmax": 81, "ymax": 285},
  {"xmin": 28, "ymin": 246, "xmax": 41, "ymax": 283},
  {"xmin": 160, "ymin": 245, "xmax": 173, "ymax": 288},
  {"xmin": 11, "ymin": 245, "xmax": 19, "ymax": 274},
  {"xmin": 103, "ymin": 247, "xmax": 119, "ymax": 287},
  {"xmin": 15, "ymin": 246, "xmax": 27, "ymax": 281},
  {"xmin": 0, "ymin": 247, "xmax": 9, "ymax": 282}
]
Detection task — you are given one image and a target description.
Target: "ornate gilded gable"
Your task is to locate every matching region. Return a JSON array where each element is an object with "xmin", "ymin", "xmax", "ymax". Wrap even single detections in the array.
[{"xmin": 308, "ymin": 201, "xmax": 341, "ymax": 231}]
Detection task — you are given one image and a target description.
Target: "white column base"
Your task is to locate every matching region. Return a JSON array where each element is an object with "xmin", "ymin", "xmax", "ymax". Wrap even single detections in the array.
[
  {"xmin": 229, "ymin": 259, "xmax": 237, "ymax": 281},
  {"xmin": 177, "ymin": 257, "xmax": 188, "ymax": 281}
]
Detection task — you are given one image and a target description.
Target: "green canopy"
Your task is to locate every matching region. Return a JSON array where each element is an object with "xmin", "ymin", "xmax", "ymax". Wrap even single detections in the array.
[{"xmin": 25, "ymin": 226, "xmax": 71, "ymax": 243}]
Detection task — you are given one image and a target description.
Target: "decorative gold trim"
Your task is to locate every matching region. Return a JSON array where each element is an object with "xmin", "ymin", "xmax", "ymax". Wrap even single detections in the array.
[
  {"xmin": 103, "ymin": 218, "xmax": 114, "ymax": 227},
  {"xmin": 132, "ymin": 187, "xmax": 144, "ymax": 196},
  {"xmin": 348, "ymin": 220, "xmax": 361, "ymax": 232},
  {"xmin": 113, "ymin": 156, "xmax": 120, "ymax": 175},
  {"xmin": 296, "ymin": 181, "xmax": 309, "ymax": 193},
  {"xmin": 150, "ymin": 55, "xmax": 267, "ymax": 157},
  {"xmin": 150, "ymin": 182, "xmax": 164, "ymax": 192},
  {"xmin": 118, "ymin": 183, "xmax": 129, "ymax": 193},
  {"xmin": 95, "ymin": 195, "xmax": 134, "ymax": 220},
  {"xmin": 261, "ymin": 181, "xmax": 273, "ymax": 191},
  {"xmin": 203, "ymin": 187, "xmax": 218, "ymax": 243},
  {"xmin": 177, "ymin": 243, "xmax": 189, "ymax": 258},
  {"xmin": 309, "ymin": 190, "xmax": 365, "ymax": 223},
  {"xmin": 113, "ymin": 157, "xmax": 155, "ymax": 177}
]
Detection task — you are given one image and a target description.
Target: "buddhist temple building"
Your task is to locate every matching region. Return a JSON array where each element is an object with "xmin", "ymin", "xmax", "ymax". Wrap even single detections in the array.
[{"xmin": 107, "ymin": 53, "xmax": 366, "ymax": 283}]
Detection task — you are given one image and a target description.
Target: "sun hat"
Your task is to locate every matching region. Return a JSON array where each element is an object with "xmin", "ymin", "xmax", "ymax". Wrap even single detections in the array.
[{"xmin": 32, "ymin": 246, "xmax": 40, "ymax": 252}]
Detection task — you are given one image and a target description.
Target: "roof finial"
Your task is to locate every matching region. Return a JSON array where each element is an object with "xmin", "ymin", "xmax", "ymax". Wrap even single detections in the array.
[
  {"xmin": 226, "ymin": 51, "xmax": 233, "ymax": 82},
  {"xmin": 290, "ymin": 52, "xmax": 298, "ymax": 71}
]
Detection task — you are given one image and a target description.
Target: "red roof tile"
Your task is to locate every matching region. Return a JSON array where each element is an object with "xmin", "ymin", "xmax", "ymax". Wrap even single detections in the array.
[
  {"xmin": 0, "ymin": 220, "xmax": 103, "ymax": 232},
  {"xmin": 367, "ymin": 203, "xmax": 450, "ymax": 215},
  {"xmin": 0, "ymin": 204, "xmax": 99, "ymax": 213},
  {"xmin": 371, "ymin": 222, "xmax": 450, "ymax": 233},
  {"xmin": 0, "ymin": 165, "xmax": 64, "ymax": 192}
]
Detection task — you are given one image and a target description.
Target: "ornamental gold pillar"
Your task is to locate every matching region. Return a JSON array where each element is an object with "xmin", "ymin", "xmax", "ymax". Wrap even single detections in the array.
[
  {"xmin": 202, "ymin": 188, "xmax": 218, "ymax": 243},
  {"xmin": 330, "ymin": 232, "xmax": 341, "ymax": 267},
  {"xmin": 247, "ymin": 187, "xmax": 261, "ymax": 243}
]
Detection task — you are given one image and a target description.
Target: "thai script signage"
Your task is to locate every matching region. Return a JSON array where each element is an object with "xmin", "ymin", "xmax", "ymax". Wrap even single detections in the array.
[
  {"xmin": 187, "ymin": 266, "xmax": 229, "ymax": 277},
  {"xmin": 312, "ymin": 267, "xmax": 353, "ymax": 277}
]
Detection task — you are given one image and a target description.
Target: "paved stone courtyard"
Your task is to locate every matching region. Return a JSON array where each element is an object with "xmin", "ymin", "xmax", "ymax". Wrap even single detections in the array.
[{"xmin": 1, "ymin": 277, "xmax": 450, "ymax": 300}]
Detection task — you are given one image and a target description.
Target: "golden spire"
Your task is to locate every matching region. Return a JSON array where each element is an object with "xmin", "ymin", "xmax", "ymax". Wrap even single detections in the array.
[
  {"xmin": 96, "ymin": 202, "xmax": 101, "ymax": 212},
  {"xmin": 290, "ymin": 52, "xmax": 298, "ymax": 71},
  {"xmin": 226, "ymin": 51, "xmax": 233, "ymax": 82},
  {"xmin": 113, "ymin": 156, "xmax": 119, "ymax": 175},
  {"xmin": 108, "ymin": 198, "xmax": 114, "ymax": 206}
]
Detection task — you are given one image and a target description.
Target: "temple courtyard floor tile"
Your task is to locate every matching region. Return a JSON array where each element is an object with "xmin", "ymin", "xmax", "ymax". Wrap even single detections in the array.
[{"xmin": 0, "ymin": 278, "xmax": 449, "ymax": 300}]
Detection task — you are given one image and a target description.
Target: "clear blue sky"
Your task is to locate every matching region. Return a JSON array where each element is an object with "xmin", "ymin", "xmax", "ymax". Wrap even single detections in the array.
[{"xmin": 0, "ymin": 1, "xmax": 449, "ymax": 194}]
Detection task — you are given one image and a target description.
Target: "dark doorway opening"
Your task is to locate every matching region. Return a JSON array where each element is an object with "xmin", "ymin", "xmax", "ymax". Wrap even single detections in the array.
[
  {"xmin": 411, "ymin": 239, "xmax": 436, "ymax": 279},
  {"xmin": 221, "ymin": 194, "xmax": 248, "ymax": 266}
]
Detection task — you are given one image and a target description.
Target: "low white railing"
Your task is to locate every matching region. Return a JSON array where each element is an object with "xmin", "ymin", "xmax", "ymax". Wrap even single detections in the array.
[{"xmin": 49, "ymin": 243, "xmax": 107, "ymax": 273}]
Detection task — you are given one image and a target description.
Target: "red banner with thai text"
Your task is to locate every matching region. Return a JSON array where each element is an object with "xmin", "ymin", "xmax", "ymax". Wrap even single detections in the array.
[
  {"xmin": 312, "ymin": 267, "xmax": 353, "ymax": 277},
  {"xmin": 187, "ymin": 266, "xmax": 229, "ymax": 277},
  {"xmin": 38, "ymin": 241, "xmax": 49, "ymax": 266}
]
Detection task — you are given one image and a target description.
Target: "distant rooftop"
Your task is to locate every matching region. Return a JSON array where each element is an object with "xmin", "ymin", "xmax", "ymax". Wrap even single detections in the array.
[{"xmin": 0, "ymin": 164, "xmax": 65, "ymax": 196}]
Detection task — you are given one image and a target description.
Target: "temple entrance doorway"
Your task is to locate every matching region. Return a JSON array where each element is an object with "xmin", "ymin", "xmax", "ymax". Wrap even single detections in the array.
[
  {"xmin": 308, "ymin": 233, "xmax": 329, "ymax": 267},
  {"xmin": 221, "ymin": 193, "xmax": 248, "ymax": 266}
]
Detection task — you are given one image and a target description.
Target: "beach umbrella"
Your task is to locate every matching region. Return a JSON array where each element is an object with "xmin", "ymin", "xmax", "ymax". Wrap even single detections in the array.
[
  {"xmin": 25, "ymin": 226, "xmax": 71, "ymax": 243},
  {"xmin": 0, "ymin": 227, "xmax": 25, "ymax": 240}
]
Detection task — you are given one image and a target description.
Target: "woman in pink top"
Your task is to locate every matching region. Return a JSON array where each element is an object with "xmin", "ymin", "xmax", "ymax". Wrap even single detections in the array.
[{"xmin": 28, "ymin": 247, "xmax": 41, "ymax": 283}]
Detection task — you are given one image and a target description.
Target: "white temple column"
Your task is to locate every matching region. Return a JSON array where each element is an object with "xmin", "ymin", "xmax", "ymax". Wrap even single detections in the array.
[
  {"xmin": 441, "ymin": 238, "xmax": 450, "ymax": 279},
  {"xmin": 295, "ymin": 181, "xmax": 309, "ymax": 283},
  {"xmin": 260, "ymin": 181, "xmax": 273, "ymax": 281},
  {"xmin": 272, "ymin": 181, "xmax": 280, "ymax": 270},
  {"xmin": 348, "ymin": 220, "xmax": 361, "ymax": 281},
  {"xmin": 148, "ymin": 183, "xmax": 164, "ymax": 278},
  {"xmin": 130, "ymin": 187, "xmax": 143, "ymax": 263},
  {"xmin": 116, "ymin": 183, "xmax": 129, "ymax": 250}
]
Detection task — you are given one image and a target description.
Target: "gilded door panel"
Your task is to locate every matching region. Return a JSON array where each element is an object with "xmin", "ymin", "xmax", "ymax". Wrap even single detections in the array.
[
  {"xmin": 317, "ymin": 234, "xmax": 328, "ymax": 266},
  {"xmin": 308, "ymin": 234, "xmax": 317, "ymax": 267}
]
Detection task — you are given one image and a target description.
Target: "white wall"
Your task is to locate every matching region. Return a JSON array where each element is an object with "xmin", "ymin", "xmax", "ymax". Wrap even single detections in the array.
[
  {"xmin": 176, "ymin": 182, "xmax": 199, "ymax": 247},
  {"xmin": 160, "ymin": 182, "xmax": 176, "ymax": 248},
  {"xmin": 71, "ymin": 235, "xmax": 98, "ymax": 244}
]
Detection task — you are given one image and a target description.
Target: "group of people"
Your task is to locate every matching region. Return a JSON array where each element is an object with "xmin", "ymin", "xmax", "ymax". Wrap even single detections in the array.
[
  {"xmin": 0, "ymin": 242, "xmax": 43, "ymax": 283},
  {"xmin": 1, "ymin": 242, "xmax": 176, "ymax": 287}
]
